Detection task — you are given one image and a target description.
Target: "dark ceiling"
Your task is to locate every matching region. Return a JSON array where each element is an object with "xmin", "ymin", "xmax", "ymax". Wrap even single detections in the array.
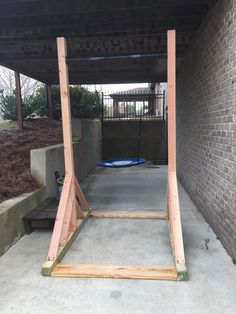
[{"xmin": 0, "ymin": 0, "xmax": 216, "ymax": 84}]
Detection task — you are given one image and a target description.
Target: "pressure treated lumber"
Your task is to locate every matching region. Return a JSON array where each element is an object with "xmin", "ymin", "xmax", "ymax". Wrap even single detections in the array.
[
  {"xmin": 90, "ymin": 211, "xmax": 168, "ymax": 219},
  {"xmin": 51, "ymin": 264, "xmax": 178, "ymax": 281},
  {"xmin": 42, "ymin": 32, "xmax": 188, "ymax": 281},
  {"xmin": 168, "ymin": 172, "xmax": 186, "ymax": 265},
  {"xmin": 167, "ymin": 30, "xmax": 176, "ymax": 172},
  {"xmin": 42, "ymin": 211, "xmax": 90, "ymax": 276},
  {"xmin": 46, "ymin": 37, "xmax": 91, "ymax": 262},
  {"xmin": 57, "ymin": 37, "xmax": 74, "ymax": 176},
  {"xmin": 167, "ymin": 30, "xmax": 187, "ymax": 279}
]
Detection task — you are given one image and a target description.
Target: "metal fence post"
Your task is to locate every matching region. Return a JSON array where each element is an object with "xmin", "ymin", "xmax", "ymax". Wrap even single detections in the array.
[
  {"xmin": 101, "ymin": 92, "xmax": 104, "ymax": 121},
  {"xmin": 163, "ymin": 90, "xmax": 166, "ymax": 120}
]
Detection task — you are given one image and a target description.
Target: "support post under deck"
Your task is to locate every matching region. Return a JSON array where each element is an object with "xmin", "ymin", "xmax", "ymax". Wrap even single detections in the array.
[{"xmin": 15, "ymin": 71, "xmax": 23, "ymax": 130}]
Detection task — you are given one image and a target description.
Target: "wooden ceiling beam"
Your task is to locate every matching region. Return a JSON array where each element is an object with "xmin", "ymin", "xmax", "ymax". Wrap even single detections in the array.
[
  {"xmin": 6, "ymin": 72, "xmax": 166, "ymax": 85},
  {"xmin": 0, "ymin": 31, "xmax": 193, "ymax": 44},
  {"xmin": 49, "ymin": 73, "xmax": 167, "ymax": 85},
  {"xmin": 0, "ymin": 14, "xmax": 204, "ymax": 29},
  {"xmin": 0, "ymin": 21, "xmax": 201, "ymax": 40},
  {"xmin": 0, "ymin": 4, "xmax": 209, "ymax": 20},
  {"xmin": 0, "ymin": 1, "xmax": 212, "ymax": 18}
]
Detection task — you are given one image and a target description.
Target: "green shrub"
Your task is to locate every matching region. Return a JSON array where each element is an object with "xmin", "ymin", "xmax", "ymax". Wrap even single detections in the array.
[
  {"xmin": 0, "ymin": 91, "xmax": 17, "ymax": 120},
  {"xmin": 50, "ymin": 86, "xmax": 102, "ymax": 120},
  {"xmin": 0, "ymin": 89, "xmax": 46, "ymax": 120},
  {"xmin": 0, "ymin": 86, "xmax": 102, "ymax": 121}
]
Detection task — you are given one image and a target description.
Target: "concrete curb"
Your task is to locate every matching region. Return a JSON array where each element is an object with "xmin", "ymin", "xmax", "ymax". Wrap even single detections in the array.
[{"xmin": 0, "ymin": 187, "xmax": 46, "ymax": 256}]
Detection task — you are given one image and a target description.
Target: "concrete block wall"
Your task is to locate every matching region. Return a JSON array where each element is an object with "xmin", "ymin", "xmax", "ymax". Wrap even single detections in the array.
[
  {"xmin": 77, "ymin": 118, "xmax": 102, "ymax": 179},
  {"xmin": 0, "ymin": 188, "xmax": 46, "ymax": 255},
  {"xmin": 31, "ymin": 119, "xmax": 102, "ymax": 198},
  {"xmin": 177, "ymin": 0, "xmax": 236, "ymax": 261}
]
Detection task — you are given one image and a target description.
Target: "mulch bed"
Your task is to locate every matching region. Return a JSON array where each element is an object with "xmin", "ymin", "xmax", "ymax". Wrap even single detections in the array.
[{"xmin": 0, "ymin": 119, "xmax": 63, "ymax": 203}]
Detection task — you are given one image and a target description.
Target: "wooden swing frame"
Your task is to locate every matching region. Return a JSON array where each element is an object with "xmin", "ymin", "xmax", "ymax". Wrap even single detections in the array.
[{"xmin": 42, "ymin": 30, "xmax": 187, "ymax": 281}]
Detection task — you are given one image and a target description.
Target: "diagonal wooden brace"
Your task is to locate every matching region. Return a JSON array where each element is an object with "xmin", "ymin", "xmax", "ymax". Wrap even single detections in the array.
[
  {"xmin": 75, "ymin": 198, "xmax": 84, "ymax": 219},
  {"xmin": 75, "ymin": 178, "xmax": 90, "ymax": 212},
  {"xmin": 47, "ymin": 175, "xmax": 72, "ymax": 260}
]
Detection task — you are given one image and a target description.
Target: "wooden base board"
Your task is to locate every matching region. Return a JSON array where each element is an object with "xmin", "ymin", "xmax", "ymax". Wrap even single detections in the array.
[
  {"xmin": 51, "ymin": 264, "xmax": 177, "ymax": 281},
  {"xmin": 90, "ymin": 211, "xmax": 168, "ymax": 219},
  {"xmin": 42, "ymin": 210, "xmax": 188, "ymax": 281}
]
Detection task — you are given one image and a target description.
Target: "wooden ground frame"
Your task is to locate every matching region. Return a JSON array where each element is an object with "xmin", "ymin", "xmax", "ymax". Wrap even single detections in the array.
[{"xmin": 42, "ymin": 30, "xmax": 188, "ymax": 281}]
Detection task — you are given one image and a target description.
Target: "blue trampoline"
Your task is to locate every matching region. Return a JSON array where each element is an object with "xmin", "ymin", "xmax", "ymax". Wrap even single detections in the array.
[{"xmin": 97, "ymin": 158, "xmax": 146, "ymax": 168}]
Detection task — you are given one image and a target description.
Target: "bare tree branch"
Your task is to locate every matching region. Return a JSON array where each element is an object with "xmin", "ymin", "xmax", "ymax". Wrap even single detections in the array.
[{"xmin": 0, "ymin": 66, "xmax": 42, "ymax": 100}]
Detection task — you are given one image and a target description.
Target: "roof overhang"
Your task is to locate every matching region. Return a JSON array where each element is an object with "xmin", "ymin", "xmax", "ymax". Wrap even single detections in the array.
[{"xmin": 0, "ymin": 0, "xmax": 216, "ymax": 84}]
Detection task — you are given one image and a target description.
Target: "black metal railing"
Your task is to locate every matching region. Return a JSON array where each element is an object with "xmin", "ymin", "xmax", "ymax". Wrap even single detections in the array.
[{"xmin": 102, "ymin": 91, "xmax": 166, "ymax": 120}]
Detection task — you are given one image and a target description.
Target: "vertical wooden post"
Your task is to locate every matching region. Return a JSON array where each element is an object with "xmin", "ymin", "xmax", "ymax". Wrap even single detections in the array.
[
  {"xmin": 167, "ymin": 30, "xmax": 176, "ymax": 172},
  {"xmin": 167, "ymin": 30, "xmax": 187, "ymax": 279},
  {"xmin": 47, "ymin": 37, "xmax": 75, "ymax": 261},
  {"xmin": 57, "ymin": 37, "xmax": 74, "ymax": 177},
  {"xmin": 14, "ymin": 71, "xmax": 23, "ymax": 129},
  {"xmin": 46, "ymin": 37, "xmax": 90, "ymax": 263},
  {"xmin": 46, "ymin": 84, "xmax": 53, "ymax": 119},
  {"xmin": 43, "ymin": 37, "xmax": 91, "ymax": 273}
]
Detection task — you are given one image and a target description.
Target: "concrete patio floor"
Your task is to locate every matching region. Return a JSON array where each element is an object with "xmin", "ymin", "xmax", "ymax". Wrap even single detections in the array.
[{"xmin": 0, "ymin": 164, "xmax": 236, "ymax": 314}]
